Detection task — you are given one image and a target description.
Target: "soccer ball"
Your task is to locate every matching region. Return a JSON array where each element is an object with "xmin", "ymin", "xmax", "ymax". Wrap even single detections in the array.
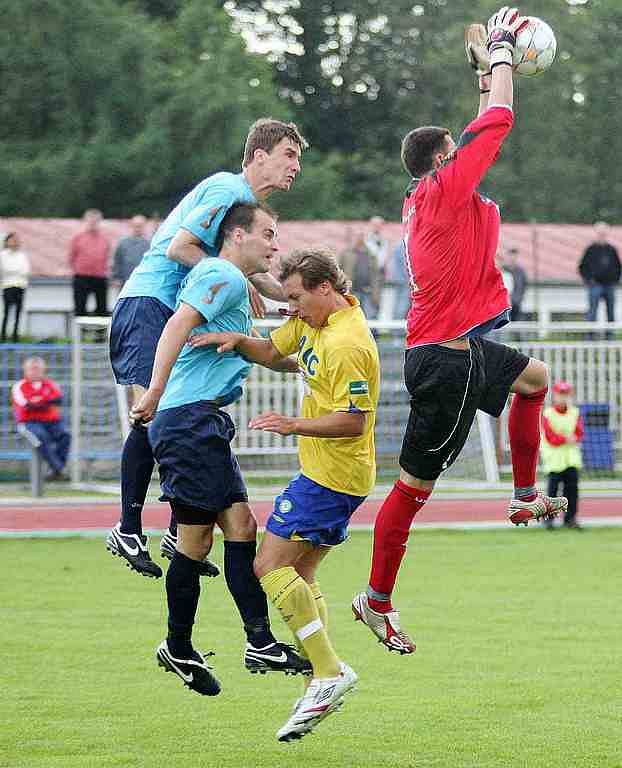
[{"xmin": 513, "ymin": 17, "xmax": 557, "ymax": 77}]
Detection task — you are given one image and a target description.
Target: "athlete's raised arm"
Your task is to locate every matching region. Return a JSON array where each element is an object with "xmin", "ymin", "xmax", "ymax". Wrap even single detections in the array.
[
  {"xmin": 249, "ymin": 409, "xmax": 366, "ymax": 438},
  {"xmin": 187, "ymin": 330, "xmax": 298, "ymax": 373},
  {"xmin": 436, "ymin": 8, "xmax": 529, "ymax": 208},
  {"xmin": 486, "ymin": 7, "xmax": 529, "ymax": 109},
  {"xmin": 249, "ymin": 272, "xmax": 287, "ymax": 302},
  {"xmin": 166, "ymin": 228, "xmax": 205, "ymax": 268},
  {"xmin": 465, "ymin": 23, "xmax": 492, "ymax": 117}
]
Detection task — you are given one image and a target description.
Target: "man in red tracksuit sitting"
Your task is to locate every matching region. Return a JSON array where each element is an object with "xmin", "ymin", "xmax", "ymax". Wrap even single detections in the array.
[{"xmin": 12, "ymin": 356, "xmax": 71, "ymax": 481}]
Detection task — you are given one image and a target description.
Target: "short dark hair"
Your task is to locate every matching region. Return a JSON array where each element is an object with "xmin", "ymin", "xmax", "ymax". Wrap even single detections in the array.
[
  {"xmin": 279, "ymin": 247, "xmax": 350, "ymax": 295},
  {"xmin": 243, "ymin": 118, "xmax": 308, "ymax": 167},
  {"xmin": 216, "ymin": 202, "xmax": 276, "ymax": 252},
  {"xmin": 401, "ymin": 126, "xmax": 451, "ymax": 177}
]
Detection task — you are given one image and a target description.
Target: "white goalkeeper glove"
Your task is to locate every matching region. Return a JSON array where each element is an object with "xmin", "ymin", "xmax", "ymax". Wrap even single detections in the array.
[
  {"xmin": 486, "ymin": 6, "xmax": 529, "ymax": 69},
  {"xmin": 465, "ymin": 24, "xmax": 490, "ymax": 76},
  {"xmin": 465, "ymin": 23, "xmax": 491, "ymax": 92}
]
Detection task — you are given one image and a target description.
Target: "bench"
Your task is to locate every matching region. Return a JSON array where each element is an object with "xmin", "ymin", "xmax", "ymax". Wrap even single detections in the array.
[{"xmin": 1, "ymin": 426, "xmax": 45, "ymax": 497}]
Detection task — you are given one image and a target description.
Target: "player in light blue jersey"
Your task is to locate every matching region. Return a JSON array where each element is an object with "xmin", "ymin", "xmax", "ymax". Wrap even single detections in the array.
[
  {"xmin": 151, "ymin": 254, "xmax": 254, "ymax": 413},
  {"xmin": 106, "ymin": 119, "xmax": 307, "ymax": 579},
  {"xmin": 130, "ymin": 203, "xmax": 309, "ymax": 693},
  {"xmin": 118, "ymin": 171, "xmax": 257, "ymax": 311}
]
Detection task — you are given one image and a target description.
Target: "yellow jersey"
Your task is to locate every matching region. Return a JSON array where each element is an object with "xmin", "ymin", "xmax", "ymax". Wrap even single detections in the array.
[
  {"xmin": 270, "ymin": 295, "xmax": 379, "ymax": 496},
  {"xmin": 540, "ymin": 405, "xmax": 583, "ymax": 474}
]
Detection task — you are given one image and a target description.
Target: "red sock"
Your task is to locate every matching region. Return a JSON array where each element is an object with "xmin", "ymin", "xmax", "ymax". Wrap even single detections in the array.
[
  {"xmin": 368, "ymin": 480, "xmax": 431, "ymax": 613},
  {"xmin": 508, "ymin": 387, "xmax": 547, "ymax": 500}
]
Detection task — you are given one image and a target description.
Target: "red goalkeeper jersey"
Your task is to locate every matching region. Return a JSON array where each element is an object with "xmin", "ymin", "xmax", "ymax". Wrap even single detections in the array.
[{"xmin": 403, "ymin": 106, "xmax": 514, "ymax": 348}]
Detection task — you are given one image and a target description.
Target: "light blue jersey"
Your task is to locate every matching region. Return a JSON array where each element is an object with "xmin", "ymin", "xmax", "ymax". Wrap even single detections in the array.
[
  {"xmin": 158, "ymin": 258, "xmax": 253, "ymax": 411},
  {"xmin": 119, "ymin": 172, "xmax": 256, "ymax": 310}
]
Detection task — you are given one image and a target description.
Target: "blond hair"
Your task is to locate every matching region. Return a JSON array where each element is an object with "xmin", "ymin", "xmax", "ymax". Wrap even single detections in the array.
[{"xmin": 279, "ymin": 247, "xmax": 350, "ymax": 294}]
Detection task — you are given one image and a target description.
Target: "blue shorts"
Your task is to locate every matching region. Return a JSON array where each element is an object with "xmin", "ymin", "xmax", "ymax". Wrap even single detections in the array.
[
  {"xmin": 109, "ymin": 297, "xmax": 173, "ymax": 388},
  {"xmin": 267, "ymin": 474, "xmax": 366, "ymax": 547},
  {"xmin": 149, "ymin": 402, "xmax": 248, "ymax": 523}
]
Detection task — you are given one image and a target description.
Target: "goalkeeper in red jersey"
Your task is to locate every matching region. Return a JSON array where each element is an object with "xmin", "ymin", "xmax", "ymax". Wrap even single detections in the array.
[{"xmin": 352, "ymin": 7, "xmax": 568, "ymax": 654}]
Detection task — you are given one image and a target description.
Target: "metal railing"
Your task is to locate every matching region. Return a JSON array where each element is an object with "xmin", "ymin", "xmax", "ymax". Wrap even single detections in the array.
[{"xmin": 1, "ymin": 318, "xmax": 621, "ymax": 485}]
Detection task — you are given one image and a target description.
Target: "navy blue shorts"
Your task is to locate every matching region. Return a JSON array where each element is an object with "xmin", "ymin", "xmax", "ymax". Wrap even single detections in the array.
[
  {"xmin": 149, "ymin": 402, "xmax": 248, "ymax": 523},
  {"xmin": 109, "ymin": 297, "xmax": 173, "ymax": 388},
  {"xmin": 266, "ymin": 474, "xmax": 366, "ymax": 547}
]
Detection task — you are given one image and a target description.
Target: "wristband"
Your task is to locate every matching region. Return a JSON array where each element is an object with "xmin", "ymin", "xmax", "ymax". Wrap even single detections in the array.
[{"xmin": 489, "ymin": 47, "xmax": 513, "ymax": 69}]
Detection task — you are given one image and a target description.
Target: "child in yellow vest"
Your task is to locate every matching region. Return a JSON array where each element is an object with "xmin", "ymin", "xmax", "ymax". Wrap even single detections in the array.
[{"xmin": 540, "ymin": 381, "xmax": 584, "ymax": 529}]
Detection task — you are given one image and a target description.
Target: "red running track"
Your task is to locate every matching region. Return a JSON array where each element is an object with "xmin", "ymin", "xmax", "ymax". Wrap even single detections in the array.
[{"xmin": 0, "ymin": 496, "xmax": 620, "ymax": 532}]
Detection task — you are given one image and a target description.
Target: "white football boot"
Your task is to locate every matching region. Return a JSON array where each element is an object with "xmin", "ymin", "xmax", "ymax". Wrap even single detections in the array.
[
  {"xmin": 352, "ymin": 592, "xmax": 416, "ymax": 654},
  {"xmin": 276, "ymin": 662, "xmax": 357, "ymax": 742},
  {"xmin": 508, "ymin": 493, "xmax": 567, "ymax": 526}
]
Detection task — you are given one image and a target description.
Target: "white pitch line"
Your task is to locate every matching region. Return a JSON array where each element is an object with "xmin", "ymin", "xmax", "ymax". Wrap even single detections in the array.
[{"xmin": 2, "ymin": 517, "xmax": 622, "ymax": 538}]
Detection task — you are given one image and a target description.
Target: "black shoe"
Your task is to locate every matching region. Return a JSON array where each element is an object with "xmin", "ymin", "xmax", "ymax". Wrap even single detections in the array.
[
  {"xmin": 564, "ymin": 521, "xmax": 583, "ymax": 530},
  {"xmin": 156, "ymin": 640, "xmax": 220, "ymax": 696},
  {"xmin": 159, "ymin": 530, "xmax": 220, "ymax": 578},
  {"xmin": 46, "ymin": 470, "xmax": 70, "ymax": 482},
  {"xmin": 244, "ymin": 641, "xmax": 312, "ymax": 676},
  {"xmin": 106, "ymin": 523, "xmax": 163, "ymax": 578}
]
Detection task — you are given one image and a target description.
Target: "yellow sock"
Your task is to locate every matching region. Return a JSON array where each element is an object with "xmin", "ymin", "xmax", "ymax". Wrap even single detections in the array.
[
  {"xmin": 309, "ymin": 581, "xmax": 328, "ymax": 631},
  {"xmin": 260, "ymin": 567, "xmax": 340, "ymax": 679},
  {"xmin": 295, "ymin": 581, "xmax": 328, "ymax": 659},
  {"xmin": 295, "ymin": 581, "xmax": 329, "ymax": 691}
]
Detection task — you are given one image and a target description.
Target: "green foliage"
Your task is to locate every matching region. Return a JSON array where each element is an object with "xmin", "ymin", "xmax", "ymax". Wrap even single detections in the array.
[
  {"xmin": 3, "ymin": 529, "xmax": 622, "ymax": 767},
  {"xmin": 2, "ymin": 0, "xmax": 621, "ymax": 221},
  {"xmin": 269, "ymin": 150, "xmax": 406, "ymax": 220},
  {"xmin": 0, "ymin": 0, "xmax": 286, "ymax": 216},
  {"xmin": 134, "ymin": 0, "xmax": 182, "ymax": 18},
  {"xmin": 268, "ymin": 150, "xmax": 350, "ymax": 220},
  {"xmin": 227, "ymin": 0, "xmax": 622, "ymax": 222}
]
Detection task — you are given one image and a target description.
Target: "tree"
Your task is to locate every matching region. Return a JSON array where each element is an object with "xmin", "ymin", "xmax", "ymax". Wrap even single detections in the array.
[
  {"xmin": 1, "ymin": 0, "xmax": 161, "ymax": 214},
  {"xmin": 225, "ymin": 0, "xmax": 622, "ymax": 223},
  {"xmin": 225, "ymin": 1, "xmax": 476, "ymax": 153},
  {"xmin": 130, "ymin": 0, "xmax": 290, "ymax": 213},
  {"xmin": 0, "ymin": 0, "xmax": 286, "ymax": 216},
  {"xmin": 134, "ymin": 0, "xmax": 182, "ymax": 19},
  {"xmin": 2, "ymin": 0, "xmax": 621, "ymax": 222}
]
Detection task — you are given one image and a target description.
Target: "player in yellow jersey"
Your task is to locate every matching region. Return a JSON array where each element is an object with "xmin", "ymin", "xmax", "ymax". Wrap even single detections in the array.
[{"xmin": 189, "ymin": 247, "xmax": 379, "ymax": 741}]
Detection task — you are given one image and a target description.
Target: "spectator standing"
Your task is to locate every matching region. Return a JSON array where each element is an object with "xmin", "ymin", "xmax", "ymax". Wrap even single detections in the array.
[
  {"xmin": 112, "ymin": 215, "xmax": 150, "ymax": 288},
  {"xmin": 578, "ymin": 221, "xmax": 621, "ymax": 326},
  {"xmin": 340, "ymin": 230, "xmax": 381, "ymax": 319},
  {"xmin": 389, "ymin": 240, "xmax": 411, "ymax": 321},
  {"xmin": 0, "ymin": 232, "xmax": 30, "ymax": 342},
  {"xmin": 540, "ymin": 381, "xmax": 583, "ymax": 529},
  {"xmin": 68, "ymin": 209, "xmax": 111, "ymax": 316},
  {"xmin": 507, "ymin": 247, "xmax": 527, "ymax": 321},
  {"xmin": 12, "ymin": 356, "xmax": 71, "ymax": 481},
  {"xmin": 498, "ymin": 254, "xmax": 515, "ymax": 298},
  {"xmin": 366, "ymin": 216, "xmax": 391, "ymax": 320},
  {"xmin": 149, "ymin": 211, "xmax": 162, "ymax": 239}
]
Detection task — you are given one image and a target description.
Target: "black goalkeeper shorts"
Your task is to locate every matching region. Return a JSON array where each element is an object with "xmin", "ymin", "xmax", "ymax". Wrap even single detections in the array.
[{"xmin": 399, "ymin": 337, "xmax": 530, "ymax": 481}]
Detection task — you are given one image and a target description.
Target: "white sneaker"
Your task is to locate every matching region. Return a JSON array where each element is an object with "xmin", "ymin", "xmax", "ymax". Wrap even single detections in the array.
[
  {"xmin": 352, "ymin": 592, "xmax": 416, "ymax": 655},
  {"xmin": 508, "ymin": 494, "xmax": 567, "ymax": 526},
  {"xmin": 276, "ymin": 662, "xmax": 357, "ymax": 742}
]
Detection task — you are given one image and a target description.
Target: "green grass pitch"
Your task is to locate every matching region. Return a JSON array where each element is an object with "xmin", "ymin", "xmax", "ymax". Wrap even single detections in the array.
[{"xmin": 3, "ymin": 528, "xmax": 622, "ymax": 768}]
